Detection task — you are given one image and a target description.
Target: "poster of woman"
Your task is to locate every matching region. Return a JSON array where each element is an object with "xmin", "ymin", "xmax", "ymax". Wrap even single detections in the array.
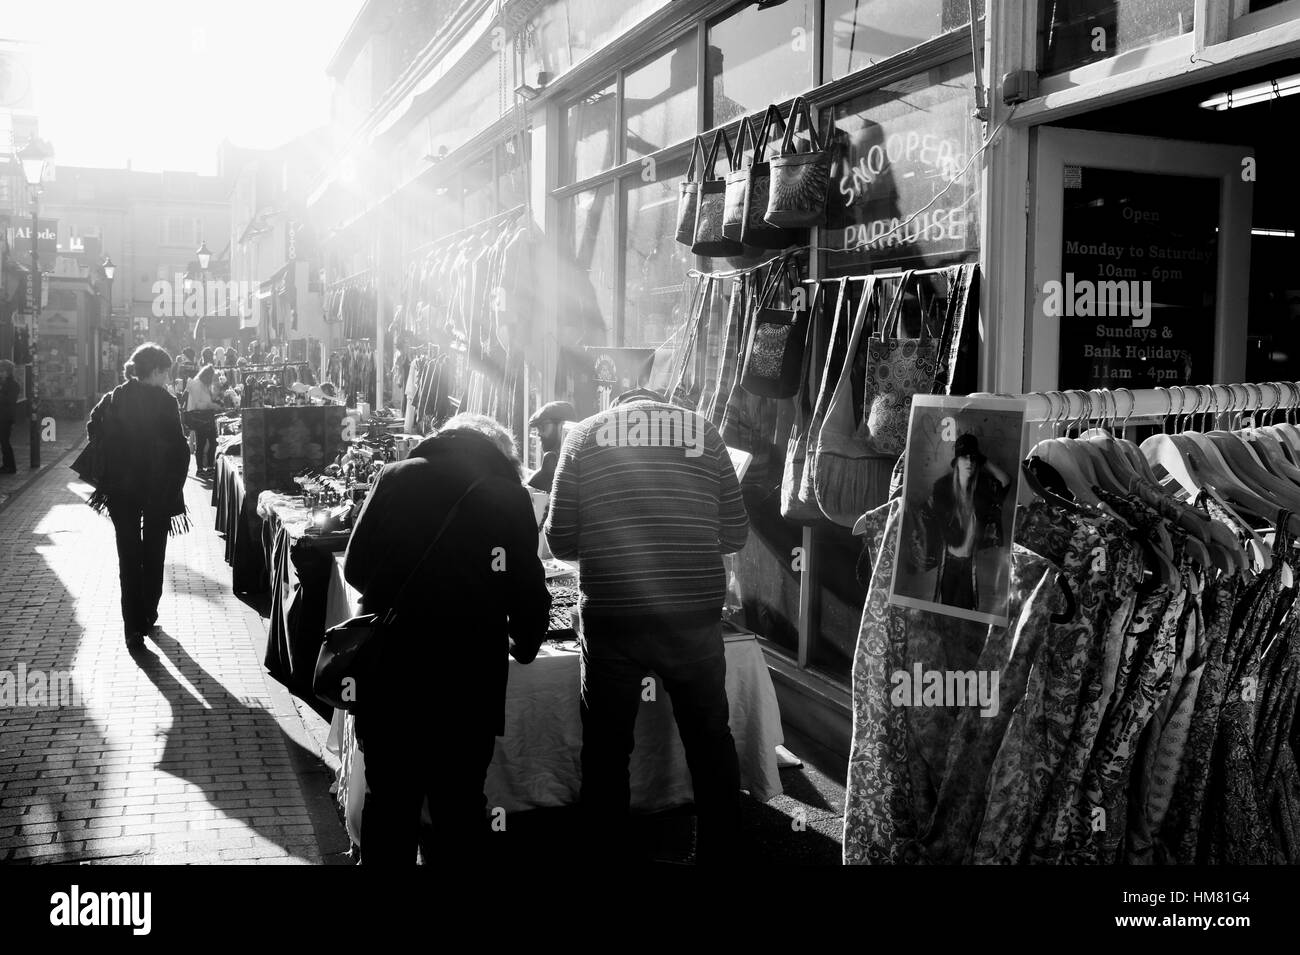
[{"xmin": 889, "ymin": 395, "xmax": 1026, "ymax": 627}]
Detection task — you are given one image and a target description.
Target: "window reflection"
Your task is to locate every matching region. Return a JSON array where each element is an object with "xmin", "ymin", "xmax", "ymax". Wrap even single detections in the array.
[
  {"xmin": 625, "ymin": 36, "xmax": 698, "ymax": 163},
  {"xmin": 624, "ymin": 156, "xmax": 693, "ymax": 347},
  {"xmin": 823, "ymin": 0, "xmax": 981, "ymax": 81},
  {"xmin": 566, "ymin": 81, "xmax": 617, "ymax": 183},
  {"xmin": 568, "ymin": 184, "xmax": 617, "ymax": 337},
  {"xmin": 706, "ymin": 0, "xmax": 813, "ymax": 128},
  {"xmin": 1039, "ymin": 0, "xmax": 1194, "ymax": 74}
]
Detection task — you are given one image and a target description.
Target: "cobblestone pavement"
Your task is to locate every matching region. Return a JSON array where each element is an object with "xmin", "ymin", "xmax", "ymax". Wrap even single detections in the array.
[
  {"xmin": 0, "ymin": 444, "xmax": 347, "ymax": 864},
  {"xmin": 0, "ymin": 419, "xmax": 86, "ymax": 514}
]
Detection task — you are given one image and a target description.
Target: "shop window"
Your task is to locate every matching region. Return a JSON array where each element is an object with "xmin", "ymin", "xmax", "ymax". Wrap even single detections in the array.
[
  {"xmin": 624, "ymin": 35, "xmax": 698, "ymax": 164},
  {"xmin": 823, "ymin": 0, "xmax": 982, "ymax": 80},
  {"xmin": 565, "ymin": 81, "xmax": 618, "ymax": 184},
  {"xmin": 426, "ymin": 56, "xmax": 501, "ymax": 159},
  {"xmin": 822, "ymin": 59, "xmax": 982, "ymax": 278},
  {"xmin": 568, "ymin": 183, "xmax": 618, "ymax": 334},
  {"xmin": 462, "ymin": 153, "xmax": 496, "ymax": 223},
  {"xmin": 521, "ymin": 0, "xmax": 670, "ymax": 84},
  {"xmin": 1039, "ymin": 0, "xmax": 1194, "ymax": 75},
  {"xmin": 623, "ymin": 155, "xmax": 692, "ymax": 347},
  {"xmin": 706, "ymin": 0, "xmax": 813, "ymax": 128}
]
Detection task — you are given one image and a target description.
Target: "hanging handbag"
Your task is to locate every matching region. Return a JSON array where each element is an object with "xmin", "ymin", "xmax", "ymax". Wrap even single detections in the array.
[
  {"xmin": 861, "ymin": 270, "xmax": 940, "ymax": 457},
  {"xmin": 667, "ymin": 274, "xmax": 714, "ymax": 410},
  {"xmin": 739, "ymin": 250, "xmax": 810, "ymax": 399},
  {"xmin": 781, "ymin": 278, "xmax": 840, "ymax": 523},
  {"xmin": 811, "ymin": 276, "xmax": 897, "ymax": 527},
  {"xmin": 722, "ymin": 116, "xmax": 756, "ymax": 243},
  {"xmin": 675, "ymin": 136, "xmax": 707, "ymax": 247},
  {"xmin": 721, "ymin": 264, "xmax": 784, "ymax": 490},
  {"xmin": 797, "ymin": 274, "xmax": 857, "ymax": 506},
  {"xmin": 313, "ymin": 477, "xmax": 485, "ymax": 712},
  {"xmin": 692, "ymin": 128, "xmax": 745, "ymax": 257},
  {"xmin": 742, "ymin": 104, "xmax": 805, "ymax": 249},
  {"xmin": 766, "ymin": 96, "xmax": 833, "ymax": 229}
]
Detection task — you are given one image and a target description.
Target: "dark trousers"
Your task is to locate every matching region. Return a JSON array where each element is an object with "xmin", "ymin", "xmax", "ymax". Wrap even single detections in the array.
[
  {"xmin": 579, "ymin": 612, "xmax": 741, "ymax": 863},
  {"xmin": 109, "ymin": 502, "xmax": 169, "ymax": 635},
  {"xmin": 357, "ymin": 707, "xmax": 497, "ymax": 866},
  {"xmin": 938, "ymin": 553, "xmax": 976, "ymax": 609},
  {"xmin": 189, "ymin": 415, "xmax": 216, "ymax": 469},
  {"xmin": 0, "ymin": 418, "xmax": 14, "ymax": 470}
]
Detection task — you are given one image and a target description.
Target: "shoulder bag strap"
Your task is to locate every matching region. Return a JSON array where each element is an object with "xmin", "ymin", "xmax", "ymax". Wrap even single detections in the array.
[
  {"xmin": 879, "ymin": 269, "xmax": 917, "ymax": 340},
  {"xmin": 686, "ymin": 136, "xmax": 705, "ymax": 183},
  {"xmin": 754, "ymin": 104, "xmax": 784, "ymax": 162},
  {"xmin": 706, "ymin": 127, "xmax": 733, "ymax": 179},
  {"xmin": 778, "ymin": 96, "xmax": 820, "ymax": 157},
  {"xmin": 383, "ymin": 476, "xmax": 487, "ymax": 625},
  {"xmin": 731, "ymin": 117, "xmax": 754, "ymax": 173}
]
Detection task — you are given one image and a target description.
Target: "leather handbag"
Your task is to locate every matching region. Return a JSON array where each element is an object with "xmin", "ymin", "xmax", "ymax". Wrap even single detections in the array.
[
  {"xmin": 862, "ymin": 270, "xmax": 940, "ymax": 457},
  {"xmin": 692, "ymin": 128, "xmax": 745, "ymax": 257},
  {"xmin": 675, "ymin": 136, "xmax": 707, "ymax": 247},
  {"xmin": 766, "ymin": 96, "xmax": 833, "ymax": 229},
  {"xmin": 722, "ymin": 116, "xmax": 756, "ymax": 243},
  {"xmin": 811, "ymin": 275, "xmax": 897, "ymax": 527},
  {"xmin": 313, "ymin": 477, "xmax": 485, "ymax": 712},
  {"xmin": 739, "ymin": 250, "xmax": 810, "ymax": 399},
  {"xmin": 781, "ymin": 278, "xmax": 840, "ymax": 523},
  {"xmin": 742, "ymin": 104, "xmax": 805, "ymax": 249}
]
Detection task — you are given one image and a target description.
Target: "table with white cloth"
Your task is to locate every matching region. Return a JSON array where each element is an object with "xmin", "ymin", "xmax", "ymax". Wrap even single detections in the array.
[{"xmin": 323, "ymin": 554, "xmax": 784, "ymax": 846}]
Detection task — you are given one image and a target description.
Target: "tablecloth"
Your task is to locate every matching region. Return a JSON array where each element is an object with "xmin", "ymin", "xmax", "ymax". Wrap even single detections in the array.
[
  {"xmin": 259, "ymin": 492, "xmax": 351, "ymax": 722},
  {"xmin": 322, "ymin": 555, "xmax": 784, "ymax": 844},
  {"xmin": 210, "ymin": 453, "xmax": 267, "ymax": 595}
]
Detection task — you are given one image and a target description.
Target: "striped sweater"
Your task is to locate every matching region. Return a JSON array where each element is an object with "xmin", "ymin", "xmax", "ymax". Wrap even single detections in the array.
[{"xmin": 543, "ymin": 400, "xmax": 749, "ymax": 616}]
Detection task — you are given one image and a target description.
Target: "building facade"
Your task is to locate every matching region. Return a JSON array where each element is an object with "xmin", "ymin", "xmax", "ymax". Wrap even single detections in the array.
[{"xmin": 308, "ymin": 0, "xmax": 1300, "ymax": 756}]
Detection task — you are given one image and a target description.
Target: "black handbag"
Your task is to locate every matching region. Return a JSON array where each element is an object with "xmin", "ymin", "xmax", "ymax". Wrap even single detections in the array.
[
  {"xmin": 313, "ymin": 477, "xmax": 485, "ymax": 712},
  {"xmin": 741, "ymin": 104, "xmax": 806, "ymax": 249},
  {"xmin": 722, "ymin": 115, "xmax": 756, "ymax": 243},
  {"xmin": 674, "ymin": 136, "xmax": 707, "ymax": 248},
  {"xmin": 766, "ymin": 96, "xmax": 833, "ymax": 228},
  {"xmin": 739, "ymin": 251, "xmax": 810, "ymax": 399},
  {"xmin": 692, "ymin": 127, "xmax": 744, "ymax": 257}
]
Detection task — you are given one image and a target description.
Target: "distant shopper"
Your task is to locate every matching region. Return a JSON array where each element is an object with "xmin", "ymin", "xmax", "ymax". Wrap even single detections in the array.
[
  {"xmin": 176, "ymin": 347, "xmax": 198, "ymax": 388},
  {"xmin": 184, "ymin": 364, "xmax": 222, "ymax": 476},
  {"xmin": 224, "ymin": 345, "xmax": 239, "ymax": 367},
  {"xmin": 85, "ymin": 343, "xmax": 191, "ymax": 651},
  {"xmin": 200, "ymin": 347, "xmax": 214, "ymax": 369},
  {"xmin": 545, "ymin": 391, "xmax": 749, "ymax": 864},
  {"xmin": 0, "ymin": 359, "xmax": 19, "ymax": 474},
  {"xmin": 343, "ymin": 413, "xmax": 551, "ymax": 865},
  {"xmin": 525, "ymin": 400, "xmax": 577, "ymax": 493}
]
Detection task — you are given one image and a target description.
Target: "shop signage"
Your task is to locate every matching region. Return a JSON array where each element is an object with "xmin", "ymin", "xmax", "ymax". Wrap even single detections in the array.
[
  {"xmin": 1055, "ymin": 168, "xmax": 1218, "ymax": 389},
  {"xmin": 826, "ymin": 66, "xmax": 980, "ymax": 270},
  {"xmin": 7, "ymin": 218, "xmax": 58, "ymax": 259}
]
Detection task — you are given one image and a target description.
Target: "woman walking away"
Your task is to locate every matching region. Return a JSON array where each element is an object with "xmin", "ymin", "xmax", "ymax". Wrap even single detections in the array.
[
  {"xmin": 85, "ymin": 343, "xmax": 192, "ymax": 651},
  {"xmin": 0, "ymin": 359, "xmax": 19, "ymax": 474},
  {"xmin": 185, "ymin": 364, "xmax": 222, "ymax": 475}
]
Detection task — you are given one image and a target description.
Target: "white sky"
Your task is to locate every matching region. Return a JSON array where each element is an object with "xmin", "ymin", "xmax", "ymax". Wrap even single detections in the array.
[{"xmin": 3, "ymin": 0, "xmax": 363, "ymax": 174}]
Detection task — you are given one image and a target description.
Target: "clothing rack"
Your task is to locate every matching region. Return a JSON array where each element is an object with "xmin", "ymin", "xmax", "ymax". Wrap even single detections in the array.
[
  {"xmin": 1013, "ymin": 382, "xmax": 1300, "ymax": 433},
  {"xmin": 408, "ymin": 204, "xmax": 525, "ymax": 259},
  {"xmin": 328, "ymin": 267, "xmax": 375, "ymax": 290}
]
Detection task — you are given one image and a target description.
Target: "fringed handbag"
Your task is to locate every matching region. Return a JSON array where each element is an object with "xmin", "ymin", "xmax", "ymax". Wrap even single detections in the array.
[
  {"xmin": 739, "ymin": 250, "xmax": 810, "ymax": 399},
  {"xmin": 766, "ymin": 96, "xmax": 833, "ymax": 229},
  {"xmin": 675, "ymin": 136, "xmax": 707, "ymax": 247},
  {"xmin": 693, "ymin": 128, "xmax": 745, "ymax": 257},
  {"xmin": 666, "ymin": 274, "xmax": 714, "ymax": 410},
  {"xmin": 797, "ymin": 274, "xmax": 857, "ymax": 508},
  {"xmin": 811, "ymin": 276, "xmax": 897, "ymax": 527},
  {"xmin": 781, "ymin": 278, "xmax": 841, "ymax": 523}
]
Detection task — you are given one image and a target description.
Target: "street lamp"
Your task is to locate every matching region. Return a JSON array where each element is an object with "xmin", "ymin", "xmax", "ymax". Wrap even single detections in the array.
[
  {"xmin": 17, "ymin": 137, "xmax": 52, "ymax": 469},
  {"xmin": 196, "ymin": 240, "xmax": 211, "ymax": 271}
]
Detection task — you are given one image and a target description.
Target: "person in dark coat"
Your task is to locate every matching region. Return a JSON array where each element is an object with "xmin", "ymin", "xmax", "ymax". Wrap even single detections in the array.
[
  {"xmin": 0, "ymin": 359, "xmax": 19, "ymax": 473},
  {"xmin": 343, "ymin": 412, "xmax": 551, "ymax": 865},
  {"xmin": 84, "ymin": 343, "xmax": 192, "ymax": 651},
  {"xmin": 917, "ymin": 433, "xmax": 1010, "ymax": 611}
]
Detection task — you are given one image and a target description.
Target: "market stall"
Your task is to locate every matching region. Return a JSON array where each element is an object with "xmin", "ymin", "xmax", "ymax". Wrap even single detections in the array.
[{"xmin": 321, "ymin": 554, "xmax": 784, "ymax": 845}]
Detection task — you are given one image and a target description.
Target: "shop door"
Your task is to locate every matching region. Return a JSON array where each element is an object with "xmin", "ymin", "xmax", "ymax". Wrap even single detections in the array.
[{"xmin": 1028, "ymin": 128, "xmax": 1253, "ymax": 392}]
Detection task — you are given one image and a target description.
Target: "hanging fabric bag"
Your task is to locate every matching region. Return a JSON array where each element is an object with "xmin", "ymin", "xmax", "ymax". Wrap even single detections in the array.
[
  {"xmin": 667, "ymin": 273, "xmax": 714, "ymax": 411},
  {"xmin": 675, "ymin": 136, "xmax": 707, "ymax": 247},
  {"xmin": 765, "ymin": 96, "xmax": 833, "ymax": 228},
  {"xmin": 739, "ymin": 250, "xmax": 810, "ymax": 399},
  {"xmin": 798, "ymin": 274, "xmax": 864, "ymax": 506},
  {"xmin": 723, "ymin": 116, "xmax": 756, "ymax": 243},
  {"xmin": 692, "ymin": 128, "xmax": 745, "ymax": 257},
  {"xmin": 743, "ymin": 104, "xmax": 806, "ymax": 249},
  {"xmin": 781, "ymin": 278, "xmax": 841, "ymax": 522},
  {"xmin": 861, "ymin": 269, "xmax": 940, "ymax": 456}
]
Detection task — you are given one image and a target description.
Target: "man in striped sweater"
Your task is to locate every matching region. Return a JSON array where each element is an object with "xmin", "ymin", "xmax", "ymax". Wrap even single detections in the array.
[{"xmin": 544, "ymin": 392, "xmax": 749, "ymax": 863}]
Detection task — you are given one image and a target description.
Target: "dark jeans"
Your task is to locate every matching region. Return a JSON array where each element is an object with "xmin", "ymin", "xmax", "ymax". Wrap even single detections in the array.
[
  {"xmin": 0, "ymin": 417, "xmax": 13, "ymax": 470},
  {"xmin": 579, "ymin": 612, "xmax": 741, "ymax": 863},
  {"xmin": 939, "ymin": 553, "xmax": 976, "ymax": 609},
  {"xmin": 188, "ymin": 414, "xmax": 216, "ymax": 469},
  {"xmin": 357, "ymin": 706, "xmax": 497, "ymax": 866},
  {"xmin": 109, "ymin": 502, "xmax": 169, "ymax": 635}
]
